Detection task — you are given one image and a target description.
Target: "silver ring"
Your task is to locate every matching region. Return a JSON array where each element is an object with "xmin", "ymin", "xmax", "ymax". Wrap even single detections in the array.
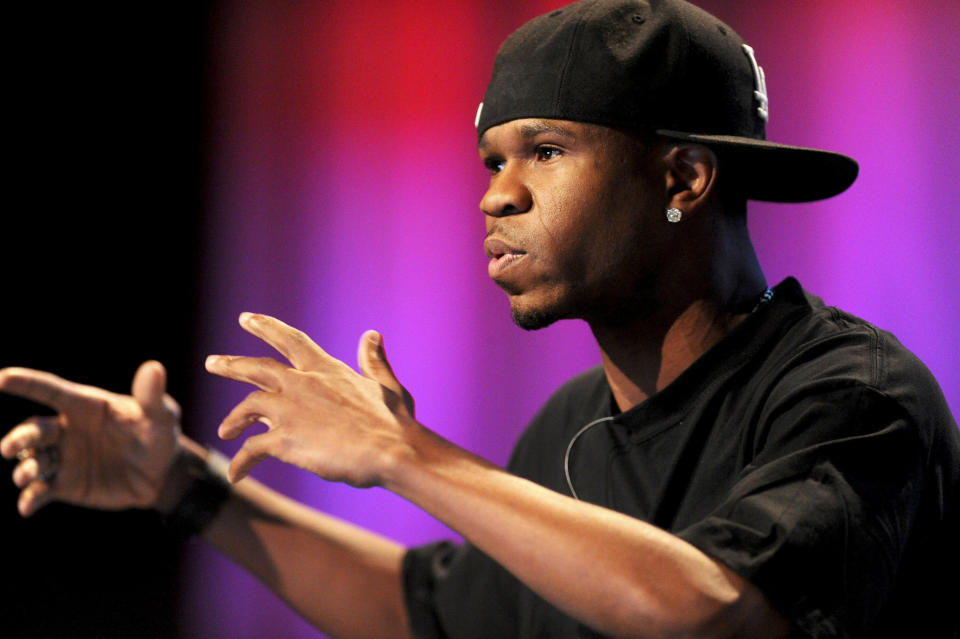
[{"xmin": 16, "ymin": 449, "xmax": 32, "ymax": 462}]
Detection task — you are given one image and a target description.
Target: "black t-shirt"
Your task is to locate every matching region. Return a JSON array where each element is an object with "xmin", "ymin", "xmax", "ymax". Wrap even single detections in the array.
[{"xmin": 403, "ymin": 278, "xmax": 960, "ymax": 639}]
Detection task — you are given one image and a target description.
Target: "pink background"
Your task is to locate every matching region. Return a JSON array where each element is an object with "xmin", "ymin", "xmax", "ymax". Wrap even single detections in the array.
[{"xmin": 177, "ymin": 1, "xmax": 958, "ymax": 636}]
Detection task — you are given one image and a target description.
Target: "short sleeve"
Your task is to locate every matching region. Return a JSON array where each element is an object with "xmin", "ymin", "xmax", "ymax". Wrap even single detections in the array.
[
  {"xmin": 403, "ymin": 542, "xmax": 456, "ymax": 639},
  {"xmin": 402, "ymin": 540, "xmax": 525, "ymax": 639},
  {"xmin": 678, "ymin": 385, "xmax": 925, "ymax": 638}
]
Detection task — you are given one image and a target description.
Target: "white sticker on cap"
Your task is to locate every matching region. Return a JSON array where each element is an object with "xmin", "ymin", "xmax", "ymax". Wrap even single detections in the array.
[
  {"xmin": 475, "ymin": 102, "xmax": 484, "ymax": 129},
  {"xmin": 742, "ymin": 44, "xmax": 769, "ymax": 123}
]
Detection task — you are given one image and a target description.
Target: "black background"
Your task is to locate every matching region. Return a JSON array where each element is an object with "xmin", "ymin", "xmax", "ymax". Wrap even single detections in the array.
[{"xmin": 3, "ymin": 5, "xmax": 213, "ymax": 637}]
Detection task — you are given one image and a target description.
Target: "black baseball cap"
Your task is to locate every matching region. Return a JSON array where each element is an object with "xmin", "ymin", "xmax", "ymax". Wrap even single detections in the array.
[{"xmin": 476, "ymin": 0, "xmax": 859, "ymax": 202}]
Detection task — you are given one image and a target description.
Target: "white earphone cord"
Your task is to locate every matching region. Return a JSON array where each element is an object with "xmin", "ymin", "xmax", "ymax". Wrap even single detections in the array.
[{"xmin": 563, "ymin": 416, "xmax": 617, "ymax": 500}]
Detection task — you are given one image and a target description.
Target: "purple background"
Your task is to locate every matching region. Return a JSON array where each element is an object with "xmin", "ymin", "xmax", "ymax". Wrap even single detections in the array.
[{"xmin": 181, "ymin": 2, "xmax": 959, "ymax": 636}]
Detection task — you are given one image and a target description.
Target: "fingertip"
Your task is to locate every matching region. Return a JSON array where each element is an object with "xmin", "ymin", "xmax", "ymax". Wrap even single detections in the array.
[
  {"xmin": 240, "ymin": 312, "xmax": 264, "ymax": 328},
  {"xmin": 0, "ymin": 367, "xmax": 26, "ymax": 390},
  {"xmin": 0, "ymin": 429, "xmax": 22, "ymax": 459},
  {"xmin": 205, "ymin": 355, "xmax": 221, "ymax": 371},
  {"xmin": 18, "ymin": 493, "xmax": 34, "ymax": 518},
  {"xmin": 20, "ymin": 493, "xmax": 49, "ymax": 518},
  {"xmin": 226, "ymin": 461, "xmax": 245, "ymax": 483},
  {"xmin": 360, "ymin": 331, "xmax": 385, "ymax": 364},
  {"xmin": 12, "ymin": 462, "xmax": 31, "ymax": 488},
  {"xmin": 138, "ymin": 359, "xmax": 166, "ymax": 381},
  {"xmin": 0, "ymin": 366, "xmax": 23, "ymax": 381},
  {"xmin": 133, "ymin": 360, "xmax": 167, "ymax": 411}
]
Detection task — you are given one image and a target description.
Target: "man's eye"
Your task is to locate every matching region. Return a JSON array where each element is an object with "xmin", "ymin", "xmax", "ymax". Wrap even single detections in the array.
[
  {"xmin": 536, "ymin": 146, "xmax": 562, "ymax": 161},
  {"xmin": 484, "ymin": 157, "xmax": 505, "ymax": 174}
]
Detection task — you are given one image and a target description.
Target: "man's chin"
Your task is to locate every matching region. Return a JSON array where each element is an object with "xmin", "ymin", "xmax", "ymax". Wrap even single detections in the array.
[
  {"xmin": 510, "ymin": 305, "xmax": 560, "ymax": 331},
  {"xmin": 503, "ymin": 287, "xmax": 567, "ymax": 330}
]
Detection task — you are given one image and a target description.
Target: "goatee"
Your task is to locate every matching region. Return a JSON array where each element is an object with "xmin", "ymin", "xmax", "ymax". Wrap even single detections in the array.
[{"xmin": 511, "ymin": 307, "xmax": 559, "ymax": 331}]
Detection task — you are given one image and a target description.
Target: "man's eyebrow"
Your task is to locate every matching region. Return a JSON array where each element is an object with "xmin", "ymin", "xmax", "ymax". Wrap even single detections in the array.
[
  {"xmin": 478, "ymin": 120, "xmax": 577, "ymax": 151},
  {"xmin": 518, "ymin": 121, "xmax": 576, "ymax": 140}
]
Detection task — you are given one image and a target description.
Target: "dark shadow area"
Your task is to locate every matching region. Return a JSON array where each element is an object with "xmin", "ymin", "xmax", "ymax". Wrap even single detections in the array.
[{"xmin": 3, "ymin": 5, "xmax": 213, "ymax": 637}]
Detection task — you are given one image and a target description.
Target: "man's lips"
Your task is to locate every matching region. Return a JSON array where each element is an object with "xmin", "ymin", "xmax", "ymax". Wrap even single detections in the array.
[{"xmin": 484, "ymin": 237, "xmax": 527, "ymax": 279}]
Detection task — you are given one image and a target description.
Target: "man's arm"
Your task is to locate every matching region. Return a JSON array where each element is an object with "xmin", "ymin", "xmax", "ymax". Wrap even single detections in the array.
[
  {"xmin": 184, "ymin": 438, "xmax": 411, "ymax": 639},
  {"xmin": 0, "ymin": 364, "xmax": 412, "ymax": 639},
  {"xmin": 383, "ymin": 433, "xmax": 788, "ymax": 639},
  {"xmin": 207, "ymin": 313, "xmax": 791, "ymax": 639}
]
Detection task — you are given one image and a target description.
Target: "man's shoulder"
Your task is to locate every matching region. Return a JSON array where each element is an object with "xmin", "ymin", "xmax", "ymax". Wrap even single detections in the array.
[
  {"xmin": 771, "ymin": 279, "xmax": 947, "ymax": 407},
  {"xmin": 760, "ymin": 278, "xmax": 958, "ymax": 463}
]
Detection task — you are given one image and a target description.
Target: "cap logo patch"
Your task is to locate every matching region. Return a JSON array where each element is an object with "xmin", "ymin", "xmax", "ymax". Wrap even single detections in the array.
[{"xmin": 741, "ymin": 44, "xmax": 769, "ymax": 123}]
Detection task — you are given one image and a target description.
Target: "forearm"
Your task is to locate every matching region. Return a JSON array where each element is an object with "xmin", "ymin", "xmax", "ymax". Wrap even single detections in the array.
[
  {"xmin": 384, "ymin": 427, "xmax": 789, "ymax": 639},
  {"xmin": 168, "ymin": 436, "xmax": 412, "ymax": 639},
  {"xmin": 198, "ymin": 318, "xmax": 788, "ymax": 637}
]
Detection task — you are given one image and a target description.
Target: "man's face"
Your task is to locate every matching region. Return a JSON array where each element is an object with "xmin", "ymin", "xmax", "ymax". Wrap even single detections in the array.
[{"xmin": 479, "ymin": 118, "xmax": 672, "ymax": 330}]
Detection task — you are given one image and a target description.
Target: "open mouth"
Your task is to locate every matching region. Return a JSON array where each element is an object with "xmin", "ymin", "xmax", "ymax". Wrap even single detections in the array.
[
  {"xmin": 488, "ymin": 251, "xmax": 526, "ymax": 278},
  {"xmin": 484, "ymin": 237, "xmax": 527, "ymax": 278}
]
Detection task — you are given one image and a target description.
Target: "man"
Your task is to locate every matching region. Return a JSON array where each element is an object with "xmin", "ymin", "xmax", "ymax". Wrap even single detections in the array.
[{"xmin": 2, "ymin": 1, "xmax": 957, "ymax": 638}]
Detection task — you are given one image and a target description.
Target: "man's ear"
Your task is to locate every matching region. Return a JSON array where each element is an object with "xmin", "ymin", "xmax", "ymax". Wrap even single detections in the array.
[{"xmin": 663, "ymin": 143, "xmax": 718, "ymax": 214}]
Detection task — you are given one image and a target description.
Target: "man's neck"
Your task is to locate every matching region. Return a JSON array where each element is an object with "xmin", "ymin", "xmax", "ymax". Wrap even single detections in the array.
[
  {"xmin": 580, "ymin": 203, "xmax": 767, "ymax": 412},
  {"xmin": 592, "ymin": 298, "xmax": 755, "ymax": 412}
]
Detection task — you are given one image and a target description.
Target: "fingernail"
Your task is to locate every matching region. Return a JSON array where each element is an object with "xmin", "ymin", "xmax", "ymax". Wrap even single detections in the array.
[
  {"xmin": 205, "ymin": 355, "xmax": 221, "ymax": 370},
  {"xmin": 239, "ymin": 312, "xmax": 257, "ymax": 325}
]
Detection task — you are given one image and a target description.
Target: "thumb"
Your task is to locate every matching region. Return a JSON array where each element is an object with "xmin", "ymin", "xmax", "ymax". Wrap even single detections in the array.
[
  {"xmin": 357, "ymin": 331, "xmax": 415, "ymax": 417},
  {"xmin": 131, "ymin": 360, "xmax": 167, "ymax": 415}
]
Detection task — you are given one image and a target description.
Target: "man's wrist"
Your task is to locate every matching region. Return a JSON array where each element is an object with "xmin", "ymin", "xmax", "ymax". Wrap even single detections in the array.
[{"xmin": 157, "ymin": 437, "xmax": 232, "ymax": 538}]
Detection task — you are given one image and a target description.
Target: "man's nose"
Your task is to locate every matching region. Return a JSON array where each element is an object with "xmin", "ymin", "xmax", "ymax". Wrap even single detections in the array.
[{"xmin": 480, "ymin": 167, "xmax": 532, "ymax": 218}]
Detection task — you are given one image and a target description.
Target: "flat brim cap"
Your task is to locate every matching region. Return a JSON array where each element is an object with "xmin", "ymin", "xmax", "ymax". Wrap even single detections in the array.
[{"xmin": 476, "ymin": 0, "xmax": 858, "ymax": 203}]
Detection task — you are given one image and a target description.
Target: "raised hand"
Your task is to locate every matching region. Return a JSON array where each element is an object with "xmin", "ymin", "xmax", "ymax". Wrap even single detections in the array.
[
  {"xmin": 0, "ymin": 361, "xmax": 181, "ymax": 516},
  {"xmin": 205, "ymin": 313, "xmax": 418, "ymax": 487}
]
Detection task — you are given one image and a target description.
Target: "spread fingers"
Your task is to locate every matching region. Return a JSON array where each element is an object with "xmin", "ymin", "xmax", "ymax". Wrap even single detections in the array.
[
  {"xmin": 0, "ymin": 367, "xmax": 87, "ymax": 414},
  {"xmin": 205, "ymin": 355, "xmax": 288, "ymax": 392},
  {"xmin": 17, "ymin": 479, "xmax": 55, "ymax": 517},
  {"xmin": 237, "ymin": 313, "xmax": 332, "ymax": 371},
  {"xmin": 13, "ymin": 447, "xmax": 60, "ymax": 488},
  {"xmin": 217, "ymin": 390, "xmax": 275, "ymax": 440},
  {"xmin": 227, "ymin": 431, "xmax": 276, "ymax": 482},
  {"xmin": 1, "ymin": 417, "xmax": 61, "ymax": 460}
]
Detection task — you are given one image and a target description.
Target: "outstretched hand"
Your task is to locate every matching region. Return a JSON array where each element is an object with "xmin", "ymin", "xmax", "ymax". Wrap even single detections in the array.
[
  {"xmin": 205, "ymin": 313, "xmax": 418, "ymax": 487},
  {"xmin": 0, "ymin": 361, "xmax": 182, "ymax": 516}
]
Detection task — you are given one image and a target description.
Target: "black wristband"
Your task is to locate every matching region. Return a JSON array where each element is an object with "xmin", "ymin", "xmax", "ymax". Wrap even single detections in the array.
[{"xmin": 161, "ymin": 448, "xmax": 232, "ymax": 539}]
